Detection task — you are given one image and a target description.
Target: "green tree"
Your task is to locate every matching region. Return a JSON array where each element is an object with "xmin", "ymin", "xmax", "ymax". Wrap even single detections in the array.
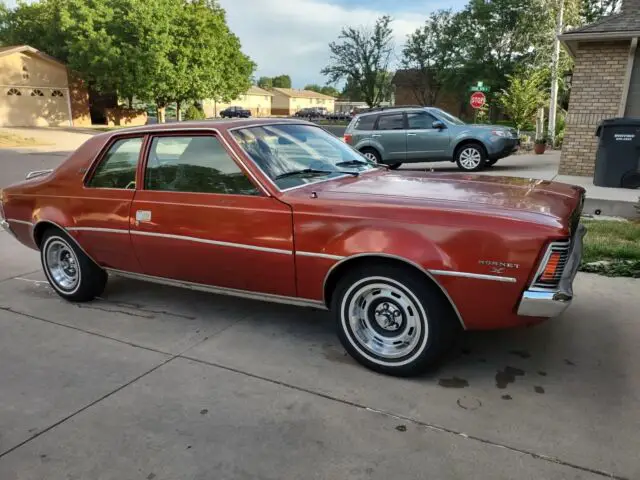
[
  {"xmin": 304, "ymin": 83, "xmax": 323, "ymax": 93},
  {"xmin": 257, "ymin": 76, "xmax": 273, "ymax": 88},
  {"xmin": 322, "ymin": 16, "xmax": 394, "ymax": 107},
  {"xmin": 401, "ymin": 9, "xmax": 457, "ymax": 105},
  {"xmin": 581, "ymin": 0, "xmax": 621, "ymax": 23},
  {"xmin": 498, "ymin": 69, "xmax": 549, "ymax": 132},
  {"xmin": 320, "ymin": 86, "xmax": 340, "ymax": 97},
  {"xmin": 272, "ymin": 74, "xmax": 292, "ymax": 88}
]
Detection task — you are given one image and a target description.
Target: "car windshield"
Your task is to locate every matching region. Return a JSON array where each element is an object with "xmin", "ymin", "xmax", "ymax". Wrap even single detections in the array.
[
  {"xmin": 231, "ymin": 124, "xmax": 377, "ymax": 190},
  {"xmin": 433, "ymin": 109, "xmax": 466, "ymax": 126}
]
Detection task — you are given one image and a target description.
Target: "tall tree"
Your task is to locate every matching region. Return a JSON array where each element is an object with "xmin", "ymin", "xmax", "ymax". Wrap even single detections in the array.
[
  {"xmin": 272, "ymin": 74, "xmax": 292, "ymax": 88},
  {"xmin": 581, "ymin": 0, "xmax": 621, "ymax": 23},
  {"xmin": 257, "ymin": 76, "xmax": 273, "ymax": 88},
  {"xmin": 401, "ymin": 9, "xmax": 457, "ymax": 105},
  {"xmin": 320, "ymin": 86, "xmax": 340, "ymax": 97},
  {"xmin": 304, "ymin": 83, "xmax": 323, "ymax": 93},
  {"xmin": 322, "ymin": 16, "xmax": 394, "ymax": 107}
]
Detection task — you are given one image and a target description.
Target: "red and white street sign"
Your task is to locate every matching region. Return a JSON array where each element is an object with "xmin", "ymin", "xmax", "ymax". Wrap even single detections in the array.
[{"xmin": 470, "ymin": 91, "xmax": 486, "ymax": 109}]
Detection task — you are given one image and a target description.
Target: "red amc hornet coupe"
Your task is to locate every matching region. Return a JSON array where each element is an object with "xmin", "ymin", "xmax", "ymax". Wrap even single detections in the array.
[{"xmin": 0, "ymin": 119, "xmax": 586, "ymax": 376}]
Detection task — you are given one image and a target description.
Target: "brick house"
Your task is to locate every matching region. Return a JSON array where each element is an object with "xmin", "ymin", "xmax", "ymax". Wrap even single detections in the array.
[
  {"xmin": 558, "ymin": 0, "xmax": 640, "ymax": 176},
  {"xmin": 392, "ymin": 69, "xmax": 471, "ymax": 118}
]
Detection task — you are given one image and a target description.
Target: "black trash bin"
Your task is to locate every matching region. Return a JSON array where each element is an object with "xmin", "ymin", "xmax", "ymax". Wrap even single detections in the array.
[{"xmin": 594, "ymin": 118, "xmax": 640, "ymax": 189}]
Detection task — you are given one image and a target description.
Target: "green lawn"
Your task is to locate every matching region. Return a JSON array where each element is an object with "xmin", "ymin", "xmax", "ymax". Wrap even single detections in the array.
[{"xmin": 580, "ymin": 219, "xmax": 640, "ymax": 277}]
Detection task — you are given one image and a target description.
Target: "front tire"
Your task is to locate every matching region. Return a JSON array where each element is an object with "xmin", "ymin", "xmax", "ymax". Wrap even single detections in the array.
[
  {"xmin": 388, "ymin": 163, "xmax": 402, "ymax": 170},
  {"xmin": 41, "ymin": 229, "xmax": 107, "ymax": 302},
  {"xmin": 455, "ymin": 143, "xmax": 486, "ymax": 172},
  {"xmin": 486, "ymin": 158, "xmax": 499, "ymax": 167},
  {"xmin": 331, "ymin": 263, "xmax": 458, "ymax": 377}
]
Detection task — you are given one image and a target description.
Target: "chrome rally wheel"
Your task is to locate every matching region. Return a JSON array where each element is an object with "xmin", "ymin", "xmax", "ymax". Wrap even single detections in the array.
[
  {"xmin": 343, "ymin": 278, "xmax": 427, "ymax": 364},
  {"xmin": 40, "ymin": 229, "xmax": 107, "ymax": 302},
  {"xmin": 44, "ymin": 238, "xmax": 81, "ymax": 293},
  {"xmin": 332, "ymin": 263, "xmax": 458, "ymax": 377}
]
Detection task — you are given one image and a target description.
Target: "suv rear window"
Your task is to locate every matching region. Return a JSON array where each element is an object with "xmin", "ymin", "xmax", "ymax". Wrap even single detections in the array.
[{"xmin": 353, "ymin": 114, "xmax": 377, "ymax": 131}]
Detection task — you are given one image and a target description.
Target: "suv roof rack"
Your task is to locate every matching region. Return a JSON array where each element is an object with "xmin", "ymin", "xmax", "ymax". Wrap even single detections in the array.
[{"xmin": 358, "ymin": 105, "xmax": 427, "ymax": 114}]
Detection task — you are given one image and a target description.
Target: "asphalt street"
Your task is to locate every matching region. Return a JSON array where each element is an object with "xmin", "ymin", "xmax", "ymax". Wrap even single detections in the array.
[{"xmin": 1, "ymin": 143, "xmax": 639, "ymax": 479}]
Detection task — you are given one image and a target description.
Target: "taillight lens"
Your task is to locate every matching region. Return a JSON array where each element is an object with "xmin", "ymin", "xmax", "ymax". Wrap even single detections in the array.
[
  {"xmin": 533, "ymin": 241, "xmax": 570, "ymax": 288},
  {"xmin": 539, "ymin": 251, "xmax": 562, "ymax": 282},
  {"xmin": 343, "ymin": 134, "xmax": 353, "ymax": 144}
]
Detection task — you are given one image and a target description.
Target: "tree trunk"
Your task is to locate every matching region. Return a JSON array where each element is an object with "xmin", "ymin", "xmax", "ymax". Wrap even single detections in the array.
[
  {"xmin": 156, "ymin": 101, "xmax": 166, "ymax": 124},
  {"xmin": 176, "ymin": 100, "xmax": 182, "ymax": 122},
  {"xmin": 128, "ymin": 96, "xmax": 133, "ymax": 109}
]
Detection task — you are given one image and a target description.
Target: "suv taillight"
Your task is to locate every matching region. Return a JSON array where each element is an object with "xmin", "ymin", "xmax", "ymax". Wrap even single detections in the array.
[{"xmin": 343, "ymin": 134, "xmax": 353, "ymax": 144}]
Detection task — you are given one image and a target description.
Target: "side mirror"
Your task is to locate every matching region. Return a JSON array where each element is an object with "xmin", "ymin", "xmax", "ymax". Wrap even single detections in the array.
[{"xmin": 432, "ymin": 120, "xmax": 446, "ymax": 130}]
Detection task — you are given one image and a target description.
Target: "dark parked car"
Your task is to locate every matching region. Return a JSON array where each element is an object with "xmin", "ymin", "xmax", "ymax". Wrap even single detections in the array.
[{"xmin": 221, "ymin": 106, "xmax": 251, "ymax": 118}]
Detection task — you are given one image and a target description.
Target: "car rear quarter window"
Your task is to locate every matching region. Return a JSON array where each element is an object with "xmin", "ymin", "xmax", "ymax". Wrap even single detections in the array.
[
  {"xmin": 87, "ymin": 137, "xmax": 143, "ymax": 189},
  {"xmin": 353, "ymin": 114, "xmax": 377, "ymax": 131},
  {"xmin": 377, "ymin": 113, "xmax": 405, "ymax": 130},
  {"xmin": 145, "ymin": 135, "xmax": 259, "ymax": 195}
]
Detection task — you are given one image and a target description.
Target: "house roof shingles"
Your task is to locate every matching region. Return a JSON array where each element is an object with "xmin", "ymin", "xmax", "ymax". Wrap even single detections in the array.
[
  {"xmin": 270, "ymin": 88, "xmax": 336, "ymax": 100},
  {"xmin": 562, "ymin": 11, "xmax": 640, "ymax": 36},
  {"xmin": 247, "ymin": 86, "xmax": 273, "ymax": 96}
]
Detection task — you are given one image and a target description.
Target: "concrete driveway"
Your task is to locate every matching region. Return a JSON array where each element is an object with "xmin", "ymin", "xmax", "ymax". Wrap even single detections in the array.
[{"xmin": 2, "ymin": 134, "xmax": 640, "ymax": 479}]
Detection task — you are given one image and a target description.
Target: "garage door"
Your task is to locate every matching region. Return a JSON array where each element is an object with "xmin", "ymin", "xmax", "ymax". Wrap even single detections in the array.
[{"xmin": 0, "ymin": 87, "xmax": 71, "ymax": 127}]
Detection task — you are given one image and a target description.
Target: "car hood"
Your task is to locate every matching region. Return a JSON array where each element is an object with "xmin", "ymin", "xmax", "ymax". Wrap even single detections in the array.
[{"xmin": 312, "ymin": 170, "xmax": 583, "ymax": 223}]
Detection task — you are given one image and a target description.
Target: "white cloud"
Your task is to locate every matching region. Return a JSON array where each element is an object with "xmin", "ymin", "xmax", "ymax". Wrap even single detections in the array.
[{"xmin": 218, "ymin": 0, "xmax": 427, "ymax": 88}]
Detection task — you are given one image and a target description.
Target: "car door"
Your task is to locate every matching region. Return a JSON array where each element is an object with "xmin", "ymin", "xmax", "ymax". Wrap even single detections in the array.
[
  {"xmin": 129, "ymin": 132, "xmax": 296, "ymax": 297},
  {"xmin": 374, "ymin": 113, "xmax": 407, "ymax": 162},
  {"xmin": 406, "ymin": 111, "xmax": 451, "ymax": 160},
  {"xmin": 72, "ymin": 135, "xmax": 144, "ymax": 272}
]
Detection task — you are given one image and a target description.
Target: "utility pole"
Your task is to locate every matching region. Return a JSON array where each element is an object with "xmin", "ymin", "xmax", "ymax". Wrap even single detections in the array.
[{"xmin": 548, "ymin": 0, "xmax": 564, "ymax": 147}]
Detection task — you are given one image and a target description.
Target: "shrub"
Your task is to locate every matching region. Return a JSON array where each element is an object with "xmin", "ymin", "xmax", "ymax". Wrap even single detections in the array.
[{"xmin": 184, "ymin": 105, "xmax": 206, "ymax": 121}]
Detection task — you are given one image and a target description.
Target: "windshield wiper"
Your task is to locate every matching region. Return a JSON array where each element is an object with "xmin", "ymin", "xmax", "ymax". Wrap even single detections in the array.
[
  {"xmin": 336, "ymin": 159, "xmax": 388, "ymax": 169},
  {"xmin": 275, "ymin": 168, "xmax": 358, "ymax": 180}
]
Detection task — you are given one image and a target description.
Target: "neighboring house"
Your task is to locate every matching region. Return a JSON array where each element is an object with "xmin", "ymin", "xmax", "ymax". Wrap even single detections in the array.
[
  {"xmin": 559, "ymin": 0, "xmax": 640, "ymax": 176},
  {"xmin": 0, "ymin": 45, "xmax": 91, "ymax": 127},
  {"xmin": 270, "ymin": 88, "xmax": 335, "ymax": 116},
  {"xmin": 203, "ymin": 86, "xmax": 274, "ymax": 118},
  {"xmin": 392, "ymin": 69, "xmax": 470, "ymax": 118}
]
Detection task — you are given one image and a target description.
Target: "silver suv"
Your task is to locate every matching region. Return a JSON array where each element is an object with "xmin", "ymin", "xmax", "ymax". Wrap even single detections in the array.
[{"xmin": 343, "ymin": 106, "xmax": 520, "ymax": 172}]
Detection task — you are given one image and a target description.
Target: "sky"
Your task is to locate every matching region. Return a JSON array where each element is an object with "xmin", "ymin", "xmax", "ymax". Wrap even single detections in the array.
[
  {"xmin": 218, "ymin": 0, "xmax": 467, "ymax": 88},
  {"xmin": 4, "ymin": 0, "xmax": 468, "ymax": 88}
]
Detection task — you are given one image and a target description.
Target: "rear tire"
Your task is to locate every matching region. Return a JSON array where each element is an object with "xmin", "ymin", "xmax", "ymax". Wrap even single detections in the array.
[
  {"xmin": 41, "ymin": 229, "xmax": 107, "ymax": 302},
  {"xmin": 331, "ymin": 263, "xmax": 458, "ymax": 377},
  {"xmin": 360, "ymin": 147, "xmax": 381, "ymax": 164},
  {"xmin": 455, "ymin": 143, "xmax": 486, "ymax": 172}
]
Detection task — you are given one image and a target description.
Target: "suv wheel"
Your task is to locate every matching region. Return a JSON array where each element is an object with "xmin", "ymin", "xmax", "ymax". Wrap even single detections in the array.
[
  {"xmin": 360, "ymin": 148, "xmax": 381, "ymax": 164},
  {"xmin": 388, "ymin": 163, "xmax": 402, "ymax": 170},
  {"xmin": 455, "ymin": 143, "xmax": 486, "ymax": 172},
  {"xmin": 486, "ymin": 158, "xmax": 499, "ymax": 167}
]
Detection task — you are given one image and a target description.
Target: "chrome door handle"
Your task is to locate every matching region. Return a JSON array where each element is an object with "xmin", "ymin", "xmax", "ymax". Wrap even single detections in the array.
[
  {"xmin": 135, "ymin": 210, "xmax": 152, "ymax": 226},
  {"xmin": 371, "ymin": 134, "xmax": 382, "ymax": 138},
  {"xmin": 407, "ymin": 133, "xmax": 417, "ymax": 136}
]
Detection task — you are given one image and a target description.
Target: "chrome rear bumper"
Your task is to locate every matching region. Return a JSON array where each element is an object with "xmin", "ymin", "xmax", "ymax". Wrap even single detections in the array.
[
  {"xmin": 1, "ymin": 219, "xmax": 14, "ymax": 237},
  {"xmin": 518, "ymin": 224, "xmax": 586, "ymax": 318}
]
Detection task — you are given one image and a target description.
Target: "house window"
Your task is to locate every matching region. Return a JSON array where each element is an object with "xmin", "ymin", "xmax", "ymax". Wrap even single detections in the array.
[
  {"xmin": 7, "ymin": 88, "xmax": 21, "ymax": 96},
  {"xmin": 31, "ymin": 89, "xmax": 44, "ymax": 97},
  {"xmin": 51, "ymin": 90, "xmax": 64, "ymax": 98}
]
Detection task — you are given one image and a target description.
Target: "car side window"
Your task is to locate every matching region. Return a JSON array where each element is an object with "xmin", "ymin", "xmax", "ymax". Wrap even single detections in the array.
[
  {"xmin": 376, "ymin": 113, "xmax": 405, "ymax": 131},
  {"xmin": 407, "ymin": 112, "xmax": 438, "ymax": 130},
  {"xmin": 353, "ymin": 115, "xmax": 377, "ymax": 131},
  {"xmin": 145, "ymin": 135, "xmax": 260, "ymax": 195},
  {"xmin": 87, "ymin": 137, "xmax": 143, "ymax": 189}
]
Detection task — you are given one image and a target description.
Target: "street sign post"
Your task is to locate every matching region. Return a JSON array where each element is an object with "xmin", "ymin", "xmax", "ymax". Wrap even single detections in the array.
[
  {"xmin": 470, "ymin": 81, "xmax": 490, "ymax": 93},
  {"xmin": 470, "ymin": 92, "xmax": 486, "ymax": 109}
]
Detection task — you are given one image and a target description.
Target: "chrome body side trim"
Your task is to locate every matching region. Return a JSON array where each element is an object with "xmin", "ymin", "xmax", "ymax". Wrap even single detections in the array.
[
  {"xmin": 429, "ymin": 269, "xmax": 517, "ymax": 283},
  {"xmin": 6, "ymin": 219, "xmax": 34, "ymax": 227},
  {"xmin": 67, "ymin": 227, "xmax": 129, "ymax": 234},
  {"xmin": 321, "ymin": 252, "xmax": 467, "ymax": 330},
  {"xmin": 106, "ymin": 268, "xmax": 327, "ymax": 310},
  {"xmin": 296, "ymin": 251, "xmax": 345, "ymax": 261},
  {"xmin": 1, "ymin": 219, "xmax": 17, "ymax": 238},
  {"xmin": 517, "ymin": 224, "xmax": 586, "ymax": 318},
  {"xmin": 25, "ymin": 169, "xmax": 53, "ymax": 180},
  {"xmin": 31, "ymin": 220, "xmax": 100, "ymax": 261},
  {"xmin": 129, "ymin": 230, "xmax": 292, "ymax": 255}
]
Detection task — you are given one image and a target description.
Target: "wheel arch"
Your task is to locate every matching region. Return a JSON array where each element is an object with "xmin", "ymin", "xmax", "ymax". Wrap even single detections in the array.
[
  {"xmin": 453, "ymin": 138, "xmax": 487, "ymax": 158},
  {"xmin": 323, "ymin": 253, "xmax": 465, "ymax": 330},
  {"xmin": 32, "ymin": 220, "xmax": 100, "ymax": 267}
]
